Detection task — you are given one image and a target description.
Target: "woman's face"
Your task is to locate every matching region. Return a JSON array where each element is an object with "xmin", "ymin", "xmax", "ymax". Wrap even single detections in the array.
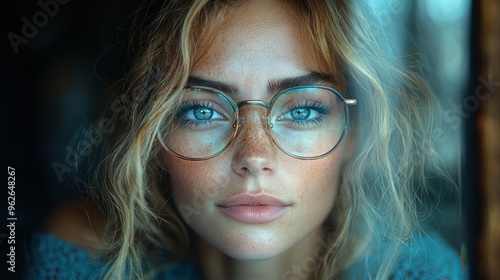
[{"xmin": 165, "ymin": 0, "xmax": 350, "ymax": 260}]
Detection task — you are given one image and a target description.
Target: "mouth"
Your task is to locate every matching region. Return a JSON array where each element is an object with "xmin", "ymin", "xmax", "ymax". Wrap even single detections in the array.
[{"xmin": 217, "ymin": 193, "xmax": 291, "ymax": 223}]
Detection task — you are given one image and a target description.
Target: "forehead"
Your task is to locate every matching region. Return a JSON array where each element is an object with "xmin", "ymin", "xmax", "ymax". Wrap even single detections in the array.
[{"xmin": 191, "ymin": 0, "xmax": 327, "ymax": 80}]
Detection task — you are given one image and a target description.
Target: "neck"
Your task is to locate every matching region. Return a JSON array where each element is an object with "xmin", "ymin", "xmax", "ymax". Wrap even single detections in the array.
[{"xmin": 192, "ymin": 228, "xmax": 326, "ymax": 280}]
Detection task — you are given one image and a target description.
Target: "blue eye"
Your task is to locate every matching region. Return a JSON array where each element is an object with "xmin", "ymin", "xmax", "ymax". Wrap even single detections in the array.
[
  {"xmin": 177, "ymin": 100, "xmax": 226, "ymax": 127},
  {"xmin": 277, "ymin": 100, "xmax": 331, "ymax": 128},
  {"xmin": 290, "ymin": 108, "xmax": 311, "ymax": 120},
  {"xmin": 193, "ymin": 107, "xmax": 214, "ymax": 120}
]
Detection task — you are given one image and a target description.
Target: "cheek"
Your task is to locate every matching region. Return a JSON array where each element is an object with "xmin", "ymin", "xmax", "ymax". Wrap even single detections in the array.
[
  {"xmin": 165, "ymin": 156, "xmax": 226, "ymax": 216},
  {"xmin": 289, "ymin": 155, "xmax": 344, "ymax": 215},
  {"xmin": 165, "ymin": 146, "xmax": 345, "ymax": 229}
]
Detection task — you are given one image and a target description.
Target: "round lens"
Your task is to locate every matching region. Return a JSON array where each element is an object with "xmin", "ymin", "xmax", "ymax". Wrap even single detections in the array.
[
  {"xmin": 269, "ymin": 87, "xmax": 346, "ymax": 158},
  {"xmin": 159, "ymin": 88, "xmax": 237, "ymax": 159}
]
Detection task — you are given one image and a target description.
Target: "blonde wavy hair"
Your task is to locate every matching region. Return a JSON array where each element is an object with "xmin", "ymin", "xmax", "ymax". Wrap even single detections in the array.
[{"xmin": 81, "ymin": 0, "xmax": 454, "ymax": 279}]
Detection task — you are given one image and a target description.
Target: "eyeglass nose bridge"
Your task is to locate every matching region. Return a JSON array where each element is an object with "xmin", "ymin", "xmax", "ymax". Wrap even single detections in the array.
[
  {"xmin": 237, "ymin": 100, "xmax": 270, "ymax": 108},
  {"xmin": 232, "ymin": 99, "xmax": 274, "ymax": 136}
]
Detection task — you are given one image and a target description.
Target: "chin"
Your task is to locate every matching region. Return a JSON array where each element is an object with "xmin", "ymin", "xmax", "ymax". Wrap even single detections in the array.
[
  {"xmin": 220, "ymin": 244, "xmax": 288, "ymax": 261},
  {"xmin": 208, "ymin": 228, "xmax": 294, "ymax": 261}
]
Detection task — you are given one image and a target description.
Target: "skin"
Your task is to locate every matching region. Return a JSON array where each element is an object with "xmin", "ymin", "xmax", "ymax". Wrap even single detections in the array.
[{"xmin": 164, "ymin": 0, "xmax": 352, "ymax": 279}]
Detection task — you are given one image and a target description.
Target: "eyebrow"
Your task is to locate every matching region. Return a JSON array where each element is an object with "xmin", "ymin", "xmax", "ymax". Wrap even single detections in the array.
[
  {"xmin": 187, "ymin": 76, "xmax": 239, "ymax": 95},
  {"xmin": 187, "ymin": 72, "xmax": 335, "ymax": 96},
  {"xmin": 268, "ymin": 72, "xmax": 335, "ymax": 94}
]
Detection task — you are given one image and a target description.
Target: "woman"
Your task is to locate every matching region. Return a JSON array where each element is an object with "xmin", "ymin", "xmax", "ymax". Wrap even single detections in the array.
[{"xmin": 27, "ymin": 0, "xmax": 466, "ymax": 279}]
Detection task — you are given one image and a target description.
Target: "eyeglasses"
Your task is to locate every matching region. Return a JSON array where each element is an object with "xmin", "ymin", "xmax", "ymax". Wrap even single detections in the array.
[{"xmin": 157, "ymin": 85, "xmax": 357, "ymax": 160}]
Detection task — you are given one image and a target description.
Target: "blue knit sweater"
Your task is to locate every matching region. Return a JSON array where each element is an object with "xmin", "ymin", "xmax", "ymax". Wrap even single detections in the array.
[{"xmin": 25, "ymin": 232, "xmax": 467, "ymax": 279}]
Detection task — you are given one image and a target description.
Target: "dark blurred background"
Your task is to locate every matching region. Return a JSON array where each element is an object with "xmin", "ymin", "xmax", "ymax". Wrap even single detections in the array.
[
  {"xmin": 1, "ymin": 0, "xmax": 498, "ymax": 279},
  {"xmin": 2, "ymin": 1, "xmax": 141, "ymax": 278}
]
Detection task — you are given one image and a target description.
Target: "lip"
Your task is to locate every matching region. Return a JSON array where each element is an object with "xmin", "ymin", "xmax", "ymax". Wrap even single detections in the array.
[{"xmin": 217, "ymin": 193, "xmax": 291, "ymax": 223}]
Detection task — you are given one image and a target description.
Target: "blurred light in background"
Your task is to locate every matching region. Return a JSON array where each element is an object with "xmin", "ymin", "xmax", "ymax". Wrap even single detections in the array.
[
  {"xmin": 416, "ymin": 0, "xmax": 471, "ymax": 167},
  {"xmin": 424, "ymin": 0, "xmax": 471, "ymax": 23},
  {"xmin": 416, "ymin": 0, "xmax": 471, "ymax": 248},
  {"xmin": 364, "ymin": 0, "xmax": 471, "ymax": 249}
]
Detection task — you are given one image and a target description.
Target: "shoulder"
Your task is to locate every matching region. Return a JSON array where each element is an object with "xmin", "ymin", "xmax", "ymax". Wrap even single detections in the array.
[
  {"xmin": 26, "ymin": 198, "xmax": 108, "ymax": 279},
  {"xmin": 42, "ymin": 197, "xmax": 107, "ymax": 252},
  {"xmin": 348, "ymin": 232, "xmax": 468, "ymax": 279},
  {"xmin": 393, "ymin": 233, "xmax": 467, "ymax": 279},
  {"xmin": 25, "ymin": 231, "xmax": 105, "ymax": 279}
]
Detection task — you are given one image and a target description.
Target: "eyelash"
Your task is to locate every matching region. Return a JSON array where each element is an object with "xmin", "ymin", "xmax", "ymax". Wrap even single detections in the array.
[
  {"xmin": 176, "ymin": 100, "xmax": 217, "ymax": 127},
  {"xmin": 287, "ymin": 101, "xmax": 330, "ymax": 115},
  {"xmin": 277, "ymin": 101, "xmax": 330, "ymax": 128}
]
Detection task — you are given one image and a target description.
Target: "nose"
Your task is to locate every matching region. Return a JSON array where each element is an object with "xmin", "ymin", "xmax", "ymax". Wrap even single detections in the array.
[{"xmin": 231, "ymin": 107, "xmax": 277, "ymax": 176}]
